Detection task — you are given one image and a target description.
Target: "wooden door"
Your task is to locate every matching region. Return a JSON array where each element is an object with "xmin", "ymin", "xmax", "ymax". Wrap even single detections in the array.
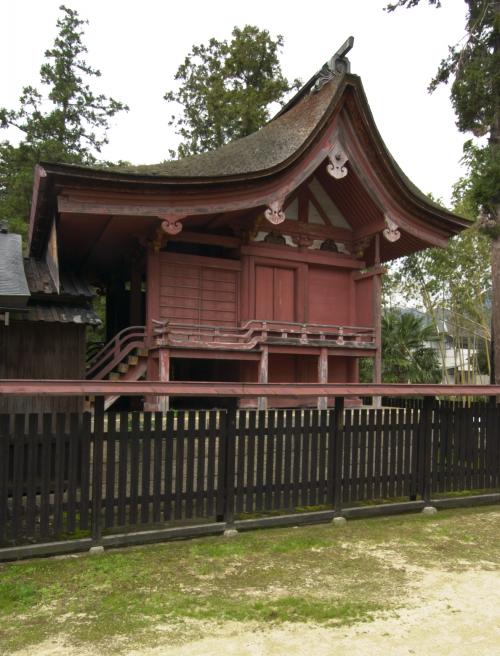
[{"xmin": 255, "ymin": 265, "xmax": 296, "ymax": 322}]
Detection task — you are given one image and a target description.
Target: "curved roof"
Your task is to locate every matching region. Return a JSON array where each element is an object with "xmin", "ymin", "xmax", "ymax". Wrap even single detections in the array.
[
  {"xmin": 116, "ymin": 75, "xmax": 344, "ymax": 179},
  {"xmin": 30, "ymin": 62, "xmax": 469, "ymax": 261}
]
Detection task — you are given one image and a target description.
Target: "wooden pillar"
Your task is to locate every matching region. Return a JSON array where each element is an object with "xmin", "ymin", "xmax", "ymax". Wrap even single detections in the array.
[
  {"xmin": 373, "ymin": 234, "xmax": 382, "ymax": 408},
  {"xmin": 146, "ymin": 245, "xmax": 160, "ymax": 340},
  {"xmin": 318, "ymin": 347, "xmax": 328, "ymax": 410},
  {"xmin": 145, "ymin": 245, "xmax": 161, "ymax": 410},
  {"xmin": 258, "ymin": 345, "xmax": 268, "ymax": 411},
  {"xmin": 129, "ymin": 258, "xmax": 143, "ymax": 326},
  {"xmin": 158, "ymin": 347, "xmax": 170, "ymax": 412}
]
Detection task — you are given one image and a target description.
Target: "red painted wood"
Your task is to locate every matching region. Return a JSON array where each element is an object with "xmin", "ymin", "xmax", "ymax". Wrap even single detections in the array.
[
  {"xmin": 355, "ymin": 276, "xmax": 373, "ymax": 326},
  {"xmin": 255, "ymin": 266, "xmax": 274, "ymax": 320},
  {"xmin": 159, "ymin": 253, "xmax": 239, "ymax": 326},
  {"xmin": 308, "ymin": 266, "xmax": 351, "ymax": 325},
  {"xmin": 275, "ymin": 268, "xmax": 295, "ymax": 322},
  {"xmin": 2, "ymin": 380, "xmax": 500, "ymax": 398},
  {"xmin": 241, "ymin": 244, "xmax": 363, "ymax": 270},
  {"xmin": 255, "ymin": 265, "xmax": 296, "ymax": 322}
]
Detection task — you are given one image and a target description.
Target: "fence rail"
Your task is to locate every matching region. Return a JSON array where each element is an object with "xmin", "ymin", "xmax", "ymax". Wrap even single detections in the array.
[{"xmin": 1, "ymin": 400, "xmax": 499, "ymax": 554}]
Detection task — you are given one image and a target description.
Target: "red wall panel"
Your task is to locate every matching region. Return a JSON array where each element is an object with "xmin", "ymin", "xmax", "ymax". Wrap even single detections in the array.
[
  {"xmin": 308, "ymin": 266, "xmax": 351, "ymax": 325},
  {"xmin": 355, "ymin": 277, "xmax": 373, "ymax": 326},
  {"xmin": 159, "ymin": 254, "xmax": 239, "ymax": 325}
]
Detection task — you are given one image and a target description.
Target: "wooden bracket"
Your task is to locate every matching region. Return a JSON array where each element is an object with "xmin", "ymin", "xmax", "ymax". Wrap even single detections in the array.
[
  {"xmin": 383, "ymin": 214, "xmax": 401, "ymax": 242},
  {"xmin": 291, "ymin": 233, "xmax": 314, "ymax": 248},
  {"xmin": 326, "ymin": 143, "xmax": 348, "ymax": 179},
  {"xmin": 160, "ymin": 214, "xmax": 187, "ymax": 236},
  {"xmin": 264, "ymin": 198, "xmax": 286, "ymax": 225},
  {"xmin": 351, "ymin": 236, "xmax": 373, "ymax": 258}
]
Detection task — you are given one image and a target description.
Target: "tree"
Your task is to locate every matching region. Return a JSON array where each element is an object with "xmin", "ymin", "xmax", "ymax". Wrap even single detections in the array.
[
  {"xmin": 0, "ymin": 5, "xmax": 128, "ymax": 237},
  {"xmin": 384, "ymin": 1, "xmax": 500, "ymax": 385},
  {"xmin": 164, "ymin": 25, "xmax": 300, "ymax": 158},
  {"xmin": 381, "ymin": 311, "xmax": 442, "ymax": 383},
  {"xmin": 385, "ymin": 187, "xmax": 492, "ymax": 383}
]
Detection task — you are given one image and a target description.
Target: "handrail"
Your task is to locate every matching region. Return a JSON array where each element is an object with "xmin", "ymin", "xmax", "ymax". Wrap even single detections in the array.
[
  {"xmin": 152, "ymin": 319, "xmax": 375, "ymax": 350},
  {"xmin": 86, "ymin": 325, "xmax": 147, "ymax": 380}
]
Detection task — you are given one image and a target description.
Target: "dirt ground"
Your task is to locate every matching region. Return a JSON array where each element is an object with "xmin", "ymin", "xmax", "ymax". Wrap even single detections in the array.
[{"xmin": 14, "ymin": 558, "xmax": 500, "ymax": 656}]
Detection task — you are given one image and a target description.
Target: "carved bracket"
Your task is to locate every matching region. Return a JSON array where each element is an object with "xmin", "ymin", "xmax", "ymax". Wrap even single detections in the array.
[
  {"xmin": 320, "ymin": 239, "xmax": 339, "ymax": 252},
  {"xmin": 383, "ymin": 215, "xmax": 401, "ymax": 242},
  {"xmin": 291, "ymin": 233, "xmax": 314, "ymax": 248},
  {"xmin": 149, "ymin": 214, "xmax": 188, "ymax": 251},
  {"xmin": 264, "ymin": 198, "xmax": 286, "ymax": 225},
  {"xmin": 351, "ymin": 236, "xmax": 373, "ymax": 258},
  {"xmin": 160, "ymin": 214, "xmax": 187, "ymax": 236},
  {"xmin": 264, "ymin": 231, "xmax": 287, "ymax": 246},
  {"xmin": 326, "ymin": 143, "xmax": 348, "ymax": 179}
]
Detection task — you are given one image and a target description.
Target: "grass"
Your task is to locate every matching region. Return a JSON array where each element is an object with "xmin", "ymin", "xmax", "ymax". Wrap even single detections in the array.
[{"xmin": 0, "ymin": 505, "xmax": 499, "ymax": 654}]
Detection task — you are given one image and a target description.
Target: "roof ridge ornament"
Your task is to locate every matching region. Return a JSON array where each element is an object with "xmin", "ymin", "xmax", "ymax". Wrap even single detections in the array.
[
  {"xmin": 311, "ymin": 36, "xmax": 354, "ymax": 94},
  {"xmin": 327, "ymin": 143, "xmax": 348, "ymax": 179}
]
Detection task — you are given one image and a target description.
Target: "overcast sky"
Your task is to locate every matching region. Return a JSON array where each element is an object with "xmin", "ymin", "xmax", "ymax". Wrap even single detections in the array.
[{"xmin": 2, "ymin": 0, "xmax": 468, "ymax": 207}]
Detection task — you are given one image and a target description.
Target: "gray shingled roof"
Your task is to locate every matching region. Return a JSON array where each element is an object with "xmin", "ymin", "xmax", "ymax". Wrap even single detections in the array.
[
  {"xmin": 18, "ymin": 302, "xmax": 101, "ymax": 325},
  {"xmin": 24, "ymin": 258, "xmax": 95, "ymax": 298},
  {"xmin": 91, "ymin": 74, "xmax": 344, "ymax": 179},
  {"xmin": 0, "ymin": 232, "xmax": 30, "ymax": 309}
]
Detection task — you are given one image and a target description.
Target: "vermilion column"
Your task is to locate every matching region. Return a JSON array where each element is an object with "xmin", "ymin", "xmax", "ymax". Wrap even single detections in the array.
[{"xmin": 373, "ymin": 234, "xmax": 382, "ymax": 407}]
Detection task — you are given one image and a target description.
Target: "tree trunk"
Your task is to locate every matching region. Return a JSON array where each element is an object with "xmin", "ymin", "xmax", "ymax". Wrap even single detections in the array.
[
  {"xmin": 490, "ymin": 2, "xmax": 500, "ymax": 389},
  {"xmin": 492, "ymin": 234, "xmax": 500, "ymax": 385}
]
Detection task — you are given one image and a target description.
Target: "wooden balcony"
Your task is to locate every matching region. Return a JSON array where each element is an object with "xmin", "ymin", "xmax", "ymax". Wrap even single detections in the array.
[{"xmin": 152, "ymin": 319, "xmax": 376, "ymax": 351}]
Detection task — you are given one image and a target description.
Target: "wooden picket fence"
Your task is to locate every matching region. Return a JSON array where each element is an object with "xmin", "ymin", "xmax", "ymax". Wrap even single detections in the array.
[{"xmin": 1, "ymin": 401, "xmax": 499, "ymax": 553}]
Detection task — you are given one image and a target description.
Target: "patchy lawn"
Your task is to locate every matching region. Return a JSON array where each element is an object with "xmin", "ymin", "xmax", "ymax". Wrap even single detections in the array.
[{"xmin": 0, "ymin": 506, "xmax": 499, "ymax": 655}]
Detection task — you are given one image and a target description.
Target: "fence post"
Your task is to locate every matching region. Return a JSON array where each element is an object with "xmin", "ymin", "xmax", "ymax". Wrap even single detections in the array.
[
  {"xmin": 218, "ymin": 407, "xmax": 237, "ymax": 529},
  {"xmin": 420, "ymin": 396, "xmax": 434, "ymax": 505},
  {"xmin": 333, "ymin": 396, "xmax": 345, "ymax": 517},
  {"xmin": 91, "ymin": 396, "xmax": 105, "ymax": 546}
]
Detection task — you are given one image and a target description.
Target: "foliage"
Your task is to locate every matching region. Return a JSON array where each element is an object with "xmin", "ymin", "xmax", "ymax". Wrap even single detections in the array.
[
  {"xmin": 385, "ymin": 0, "xmax": 499, "ymax": 383},
  {"xmin": 380, "ymin": 310, "xmax": 442, "ymax": 383},
  {"xmin": 164, "ymin": 25, "xmax": 301, "ymax": 158},
  {"xmin": 385, "ymin": 179, "xmax": 492, "ymax": 381},
  {"xmin": 0, "ymin": 5, "xmax": 128, "ymax": 237},
  {"xmin": 385, "ymin": 1, "xmax": 500, "ymax": 215}
]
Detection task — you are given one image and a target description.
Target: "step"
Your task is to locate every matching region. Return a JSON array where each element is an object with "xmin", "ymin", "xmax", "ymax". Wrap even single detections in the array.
[
  {"xmin": 117, "ymin": 362, "xmax": 130, "ymax": 374},
  {"xmin": 137, "ymin": 348, "xmax": 149, "ymax": 357},
  {"xmin": 108, "ymin": 372, "xmax": 120, "ymax": 381},
  {"xmin": 127, "ymin": 355, "xmax": 139, "ymax": 366}
]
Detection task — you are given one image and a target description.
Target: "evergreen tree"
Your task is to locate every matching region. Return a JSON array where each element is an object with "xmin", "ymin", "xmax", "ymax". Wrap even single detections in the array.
[
  {"xmin": 164, "ymin": 25, "xmax": 300, "ymax": 157},
  {"xmin": 0, "ymin": 5, "xmax": 128, "ymax": 237},
  {"xmin": 385, "ymin": 0, "xmax": 500, "ymax": 384}
]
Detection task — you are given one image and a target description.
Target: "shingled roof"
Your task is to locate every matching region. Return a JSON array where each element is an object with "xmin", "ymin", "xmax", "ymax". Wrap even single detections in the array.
[
  {"xmin": 0, "ymin": 229, "xmax": 99, "ymax": 325},
  {"xmin": 115, "ymin": 75, "xmax": 344, "ymax": 179},
  {"xmin": 0, "ymin": 231, "xmax": 30, "ymax": 310},
  {"xmin": 29, "ymin": 47, "xmax": 470, "ymax": 262}
]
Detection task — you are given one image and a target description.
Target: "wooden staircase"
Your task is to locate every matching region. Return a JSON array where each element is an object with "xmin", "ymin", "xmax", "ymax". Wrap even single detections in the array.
[{"xmin": 85, "ymin": 326, "xmax": 148, "ymax": 410}]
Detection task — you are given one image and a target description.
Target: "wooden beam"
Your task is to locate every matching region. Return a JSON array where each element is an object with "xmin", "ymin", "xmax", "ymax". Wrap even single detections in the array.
[
  {"xmin": 168, "ymin": 231, "xmax": 240, "ymax": 249},
  {"xmin": 2, "ymin": 380, "xmax": 500, "ymax": 397},
  {"xmin": 341, "ymin": 114, "xmax": 450, "ymax": 248},
  {"xmin": 241, "ymin": 244, "xmax": 363, "ymax": 269}
]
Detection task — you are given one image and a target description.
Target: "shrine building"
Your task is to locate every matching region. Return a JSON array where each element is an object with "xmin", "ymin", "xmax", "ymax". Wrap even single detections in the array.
[{"xmin": 0, "ymin": 39, "xmax": 469, "ymax": 412}]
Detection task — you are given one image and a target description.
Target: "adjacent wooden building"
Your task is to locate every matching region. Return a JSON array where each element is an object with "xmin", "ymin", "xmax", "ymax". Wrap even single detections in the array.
[{"xmin": 17, "ymin": 43, "xmax": 468, "ymax": 409}]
